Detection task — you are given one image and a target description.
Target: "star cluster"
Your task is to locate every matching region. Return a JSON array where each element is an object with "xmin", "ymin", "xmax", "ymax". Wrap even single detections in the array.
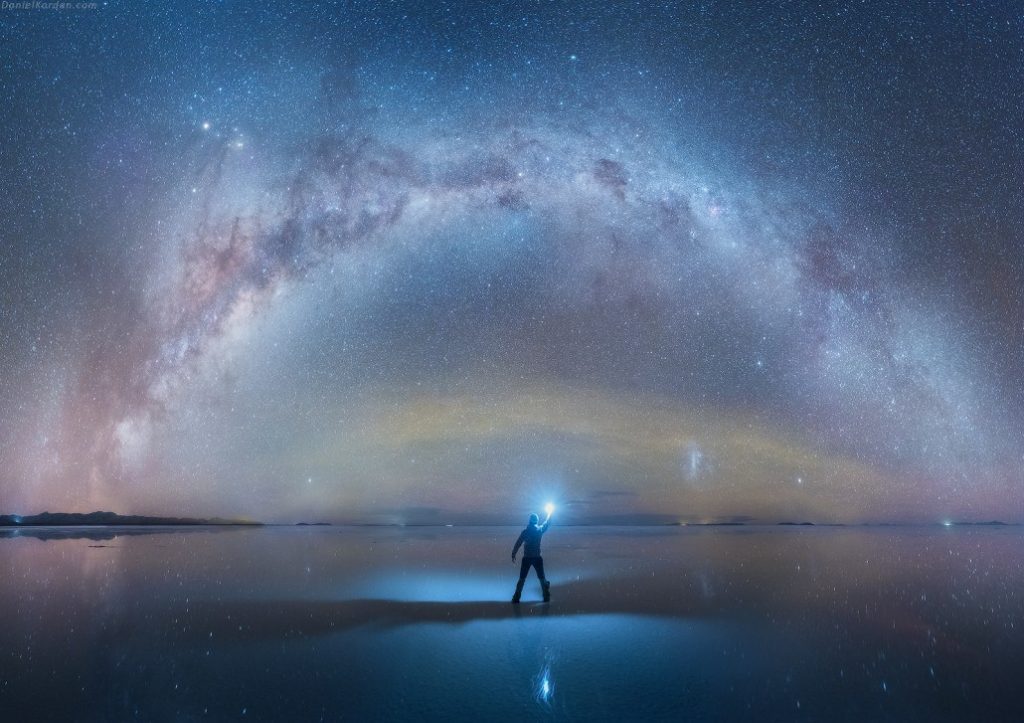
[{"xmin": 0, "ymin": 2, "xmax": 1021, "ymax": 522}]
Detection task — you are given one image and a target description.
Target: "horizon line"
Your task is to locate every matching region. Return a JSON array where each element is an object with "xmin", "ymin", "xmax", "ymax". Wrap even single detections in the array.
[{"xmin": 1, "ymin": 510, "xmax": 1019, "ymax": 529}]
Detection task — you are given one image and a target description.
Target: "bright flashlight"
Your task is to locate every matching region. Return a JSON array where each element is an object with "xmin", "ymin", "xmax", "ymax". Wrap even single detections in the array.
[{"xmin": 545, "ymin": 502, "xmax": 555, "ymax": 516}]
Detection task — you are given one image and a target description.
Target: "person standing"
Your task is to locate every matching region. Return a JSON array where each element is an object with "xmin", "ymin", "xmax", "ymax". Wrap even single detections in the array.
[{"xmin": 511, "ymin": 508, "xmax": 553, "ymax": 603}]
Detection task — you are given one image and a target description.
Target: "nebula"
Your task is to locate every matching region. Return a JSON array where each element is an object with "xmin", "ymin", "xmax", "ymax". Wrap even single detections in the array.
[{"xmin": 1, "ymin": 3, "xmax": 1020, "ymax": 522}]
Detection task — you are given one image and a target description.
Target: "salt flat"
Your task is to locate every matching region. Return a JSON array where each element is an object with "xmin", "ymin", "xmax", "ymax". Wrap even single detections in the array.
[{"xmin": 1, "ymin": 525, "xmax": 1021, "ymax": 720}]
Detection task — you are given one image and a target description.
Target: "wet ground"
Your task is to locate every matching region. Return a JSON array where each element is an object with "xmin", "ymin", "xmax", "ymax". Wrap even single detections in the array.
[{"xmin": 1, "ymin": 524, "xmax": 1021, "ymax": 720}]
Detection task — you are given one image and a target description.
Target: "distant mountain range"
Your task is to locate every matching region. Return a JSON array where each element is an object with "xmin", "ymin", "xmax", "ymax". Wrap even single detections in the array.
[{"xmin": 0, "ymin": 511, "xmax": 261, "ymax": 526}]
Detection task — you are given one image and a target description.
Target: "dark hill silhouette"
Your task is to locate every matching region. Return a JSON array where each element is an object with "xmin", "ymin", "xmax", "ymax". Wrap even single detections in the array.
[{"xmin": 0, "ymin": 511, "xmax": 260, "ymax": 527}]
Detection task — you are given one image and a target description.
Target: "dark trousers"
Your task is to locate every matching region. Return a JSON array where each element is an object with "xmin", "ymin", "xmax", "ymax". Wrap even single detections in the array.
[{"xmin": 519, "ymin": 555, "xmax": 546, "ymax": 581}]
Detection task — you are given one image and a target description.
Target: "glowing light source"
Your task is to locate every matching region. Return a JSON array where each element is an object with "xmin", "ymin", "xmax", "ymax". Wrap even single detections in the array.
[{"xmin": 545, "ymin": 502, "xmax": 555, "ymax": 516}]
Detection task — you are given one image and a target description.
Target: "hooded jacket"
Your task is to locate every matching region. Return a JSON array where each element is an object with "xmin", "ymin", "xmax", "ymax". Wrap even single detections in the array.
[{"xmin": 512, "ymin": 519, "xmax": 551, "ymax": 558}]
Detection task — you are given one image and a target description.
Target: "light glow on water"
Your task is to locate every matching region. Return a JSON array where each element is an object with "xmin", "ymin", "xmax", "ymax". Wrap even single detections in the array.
[
  {"xmin": 535, "ymin": 664, "xmax": 554, "ymax": 705},
  {"xmin": 0, "ymin": 526, "xmax": 1021, "ymax": 720},
  {"xmin": 346, "ymin": 572, "xmax": 511, "ymax": 602}
]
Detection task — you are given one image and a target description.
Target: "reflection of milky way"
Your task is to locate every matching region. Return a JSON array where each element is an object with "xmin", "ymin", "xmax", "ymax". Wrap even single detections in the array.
[{"xmin": 2, "ymin": 4, "xmax": 1021, "ymax": 522}]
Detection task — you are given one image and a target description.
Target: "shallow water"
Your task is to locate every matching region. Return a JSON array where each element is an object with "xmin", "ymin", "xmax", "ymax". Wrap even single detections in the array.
[{"xmin": 1, "ymin": 525, "xmax": 1022, "ymax": 721}]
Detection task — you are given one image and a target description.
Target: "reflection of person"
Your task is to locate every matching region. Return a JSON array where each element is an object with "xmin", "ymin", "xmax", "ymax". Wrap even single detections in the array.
[{"xmin": 511, "ymin": 510, "xmax": 552, "ymax": 603}]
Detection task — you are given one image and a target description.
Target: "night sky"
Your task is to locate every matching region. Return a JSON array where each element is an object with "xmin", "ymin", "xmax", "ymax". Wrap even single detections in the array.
[{"xmin": 1, "ymin": 1, "xmax": 1021, "ymax": 524}]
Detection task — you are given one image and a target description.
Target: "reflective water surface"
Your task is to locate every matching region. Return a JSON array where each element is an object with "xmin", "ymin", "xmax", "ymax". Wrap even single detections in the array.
[{"xmin": 1, "ymin": 525, "xmax": 1022, "ymax": 720}]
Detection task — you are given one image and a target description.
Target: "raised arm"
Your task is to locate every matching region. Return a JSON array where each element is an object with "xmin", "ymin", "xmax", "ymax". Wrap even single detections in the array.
[{"xmin": 541, "ymin": 517, "xmax": 552, "ymax": 533}]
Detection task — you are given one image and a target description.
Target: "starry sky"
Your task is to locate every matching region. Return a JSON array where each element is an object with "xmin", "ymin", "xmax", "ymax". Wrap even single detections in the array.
[{"xmin": 1, "ymin": 1, "xmax": 1021, "ymax": 524}]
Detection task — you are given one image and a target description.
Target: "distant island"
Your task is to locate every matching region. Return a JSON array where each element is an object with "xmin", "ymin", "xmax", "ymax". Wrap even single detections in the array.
[{"xmin": 0, "ymin": 511, "xmax": 261, "ymax": 527}]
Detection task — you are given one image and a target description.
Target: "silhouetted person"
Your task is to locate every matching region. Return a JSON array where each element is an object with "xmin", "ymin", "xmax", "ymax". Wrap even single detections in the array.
[{"xmin": 511, "ymin": 510, "xmax": 552, "ymax": 603}]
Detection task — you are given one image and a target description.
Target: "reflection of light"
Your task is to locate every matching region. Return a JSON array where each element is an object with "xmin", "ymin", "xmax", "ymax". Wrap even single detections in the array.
[
  {"xmin": 348, "ymin": 572, "xmax": 511, "ymax": 602},
  {"xmin": 943, "ymin": 520, "xmax": 953, "ymax": 527},
  {"xmin": 12, "ymin": 515, "xmax": 21, "ymax": 524},
  {"xmin": 535, "ymin": 664, "xmax": 554, "ymax": 704}
]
